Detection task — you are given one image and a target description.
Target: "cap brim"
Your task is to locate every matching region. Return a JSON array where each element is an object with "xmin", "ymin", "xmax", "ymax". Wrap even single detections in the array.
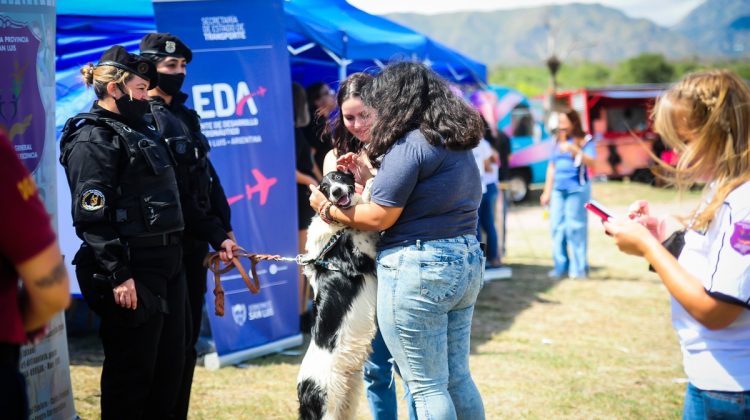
[
  {"xmin": 96, "ymin": 61, "xmax": 157, "ymax": 90},
  {"xmin": 140, "ymin": 50, "xmax": 192, "ymax": 63}
]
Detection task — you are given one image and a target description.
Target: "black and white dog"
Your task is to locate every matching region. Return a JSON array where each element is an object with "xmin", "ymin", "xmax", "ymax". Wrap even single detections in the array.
[{"xmin": 297, "ymin": 170, "xmax": 379, "ymax": 420}]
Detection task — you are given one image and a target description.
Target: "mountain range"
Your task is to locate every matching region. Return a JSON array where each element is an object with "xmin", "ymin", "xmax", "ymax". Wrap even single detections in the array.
[{"xmin": 385, "ymin": 0, "xmax": 750, "ymax": 66}]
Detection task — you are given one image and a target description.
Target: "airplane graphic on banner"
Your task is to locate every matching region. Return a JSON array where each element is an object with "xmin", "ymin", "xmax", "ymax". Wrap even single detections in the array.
[{"xmin": 227, "ymin": 168, "xmax": 278, "ymax": 205}]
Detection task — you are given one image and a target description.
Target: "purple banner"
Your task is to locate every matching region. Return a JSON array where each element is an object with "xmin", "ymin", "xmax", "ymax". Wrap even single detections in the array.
[{"xmin": 0, "ymin": 16, "xmax": 45, "ymax": 173}]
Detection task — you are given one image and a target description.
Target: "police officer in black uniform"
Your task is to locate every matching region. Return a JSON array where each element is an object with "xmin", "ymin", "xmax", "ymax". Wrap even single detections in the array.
[
  {"xmin": 59, "ymin": 46, "xmax": 192, "ymax": 419},
  {"xmin": 139, "ymin": 33, "xmax": 237, "ymax": 419}
]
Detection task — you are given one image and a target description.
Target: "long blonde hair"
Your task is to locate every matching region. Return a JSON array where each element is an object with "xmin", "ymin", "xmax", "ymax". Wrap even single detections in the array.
[
  {"xmin": 652, "ymin": 69, "xmax": 750, "ymax": 230},
  {"xmin": 80, "ymin": 63, "xmax": 134, "ymax": 99}
]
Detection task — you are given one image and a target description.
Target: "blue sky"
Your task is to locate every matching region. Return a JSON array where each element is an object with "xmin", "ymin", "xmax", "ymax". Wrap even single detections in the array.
[{"xmin": 347, "ymin": 0, "xmax": 705, "ymax": 27}]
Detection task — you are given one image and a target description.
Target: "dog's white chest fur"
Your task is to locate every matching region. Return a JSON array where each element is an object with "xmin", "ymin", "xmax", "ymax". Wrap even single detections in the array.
[{"xmin": 297, "ymin": 177, "xmax": 380, "ymax": 420}]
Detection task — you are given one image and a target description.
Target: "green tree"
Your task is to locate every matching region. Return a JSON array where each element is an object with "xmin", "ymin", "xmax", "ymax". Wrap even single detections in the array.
[
  {"xmin": 487, "ymin": 57, "xmax": 746, "ymax": 96},
  {"xmin": 558, "ymin": 62, "xmax": 612, "ymax": 89},
  {"xmin": 488, "ymin": 66, "xmax": 549, "ymax": 96},
  {"xmin": 489, "ymin": 62, "xmax": 615, "ymax": 96},
  {"xmin": 613, "ymin": 53, "xmax": 675, "ymax": 84}
]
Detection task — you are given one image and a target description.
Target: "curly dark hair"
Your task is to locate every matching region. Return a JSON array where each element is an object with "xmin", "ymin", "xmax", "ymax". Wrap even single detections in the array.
[
  {"xmin": 362, "ymin": 62, "xmax": 482, "ymax": 166},
  {"xmin": 329, "ymin": 73, "xmax": 374, "ymax": 157}
]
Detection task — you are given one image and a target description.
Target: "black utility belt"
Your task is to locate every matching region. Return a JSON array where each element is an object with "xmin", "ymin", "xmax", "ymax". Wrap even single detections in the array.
[{"xmin": 125, "ymin": 232, "xmax": 183, "ymax": 248}]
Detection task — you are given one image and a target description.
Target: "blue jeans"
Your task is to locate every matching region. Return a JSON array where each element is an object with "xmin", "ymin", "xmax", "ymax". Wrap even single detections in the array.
[
  {"xmin": 364, "ymin": 329, "xmax": 417, "ymax": 420},
  {"xmin": 684, "ymin": 383, "xmax": 750, "ymax": 419},
  {"xmin": 550, "ymin": 185, "xmax": 590, "ymax": 277},
  {"xmin": 499, "ymin": 189, "xmax": 508, "ymax": 257},
  {"xmin": 477, "ymin": 182, "xmax": 499, "ymax": 262},
  {"xmin": 377, "ymin": 235, "xmax": 485, "ymax": 420}
]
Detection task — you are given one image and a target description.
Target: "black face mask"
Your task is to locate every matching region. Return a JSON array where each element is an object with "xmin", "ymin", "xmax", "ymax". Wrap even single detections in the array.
[
  {"xmin": 115, "ymin": 87, "xmax": 150, "ymax": 123},
  {"xmin": 157, "ymin": 72, "xmax": 185, "ymax": 97}
]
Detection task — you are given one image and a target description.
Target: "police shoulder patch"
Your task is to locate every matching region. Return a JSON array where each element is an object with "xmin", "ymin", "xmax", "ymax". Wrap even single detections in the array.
[{"xmin": 81, "ymin": 189, "xmax": 106, "ymax": 211}]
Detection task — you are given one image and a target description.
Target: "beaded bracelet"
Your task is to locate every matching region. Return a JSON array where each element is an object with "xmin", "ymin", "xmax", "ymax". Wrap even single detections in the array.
[
  {"xmin": 317, "ymin": 200, "xmax": 329, "ymax": 216},
  {"xmin": 318, "ymin": 201, "xmax": 334, "ymax": 224}
]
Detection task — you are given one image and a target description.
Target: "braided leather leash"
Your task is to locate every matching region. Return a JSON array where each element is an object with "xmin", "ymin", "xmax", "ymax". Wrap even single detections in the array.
[
  {"xmin": 203, "ymin": 249, "xmax": 291, "ymax": 317},
  {"xmin": 204, "ymin": 233, "xmax": 345, "ymax": 317}
]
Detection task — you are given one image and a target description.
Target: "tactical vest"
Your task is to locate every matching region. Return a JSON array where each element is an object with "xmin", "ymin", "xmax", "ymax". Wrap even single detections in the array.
[
  {"xmin": 148, "ymin": 100, "xmax": 213, "ymax": 212},
  {"xmin": 62, "ymin": 113, "xmax": 185, "ymax": 239}
]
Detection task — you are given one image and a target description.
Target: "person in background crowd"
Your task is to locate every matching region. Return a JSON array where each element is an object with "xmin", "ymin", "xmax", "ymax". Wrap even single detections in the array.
[
  {"xmin": 139, "ymin": 33, "xmax": 237, "ymax": 419},
  {"xmin": 604, "ymin": 69, "xmax": 750, "ymax": 419},
  {"xmin": 304, "ymin": 81, "xmax": 337, "ymax": 171},
  {"xmin": 473, "ymin": 119, "xmax": 502, "ymax": 268},
  {"xmin": 60, "ymin": 45, "xmax": 196, "ymax": 419},
  {"xmin": 539, "ymin": 109, "xmax": 596, "ymax": 279},
  {"xmin": 495, "ymin": 128, "xmax": 511, "ymax": 257},
  {"xmin": 291, "ymin": 82, "xmax": 320, "ymax": 328},
  {"xmin": 310, "ymin": 62, "xmax": 486, "ymax": 420},
  {"xmin": 322, "ymin": 72, "xmax": 416, "ymax": 420},
  {"xmin": 0, "ymin": 131, "xmax": 71, "ymax": 420}
]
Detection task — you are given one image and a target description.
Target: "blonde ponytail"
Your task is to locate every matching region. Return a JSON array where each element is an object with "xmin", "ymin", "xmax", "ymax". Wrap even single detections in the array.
[
  {"xmin": 80, "ymin": 63, "xmax": 95, "ymax": 87},
  {"xmin": 79, "ymin": 64, "xmax": 131, "ymax": 99}
]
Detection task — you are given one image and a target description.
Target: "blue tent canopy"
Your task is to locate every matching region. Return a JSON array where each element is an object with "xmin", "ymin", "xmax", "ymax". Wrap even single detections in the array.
[
  {"xmin": 55, "ymin": 0, "xmax": 486, "ymax": 128},
  {"xmin": 285, "ymin": 0, "xmax": 486, "ymax": 84},
  {"xmin": 56, "ymin": 0, "xmax": 486, "ymax": 85}
]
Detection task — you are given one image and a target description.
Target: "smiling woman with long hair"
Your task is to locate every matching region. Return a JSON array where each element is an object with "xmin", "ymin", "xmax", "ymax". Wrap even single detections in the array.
[
  {"xmin": 322, "ymin": 71, "xmax": 418, "ymax": 420},
  {"xmin": 310, "ymin": 61, "xmax": 486, "ymax": 419}
]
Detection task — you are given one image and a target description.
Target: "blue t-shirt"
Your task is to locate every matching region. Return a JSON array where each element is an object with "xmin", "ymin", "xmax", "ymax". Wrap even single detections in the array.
[
  {"xmin": 550, "ymin": 137, "xmax": 597, "ymax": 191},
  {"xmin": 371, "ymin": 129, "xmax": 482, "ymax": 250}
]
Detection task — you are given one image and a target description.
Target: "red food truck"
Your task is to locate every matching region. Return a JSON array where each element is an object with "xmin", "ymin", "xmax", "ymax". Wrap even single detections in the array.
[{"xmin": 552, "ymin": 84, "xmax": 668, "ymax": 182}]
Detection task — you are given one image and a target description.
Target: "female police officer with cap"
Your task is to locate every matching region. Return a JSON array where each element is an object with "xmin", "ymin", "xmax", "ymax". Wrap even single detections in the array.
[
  {"xmin": 59, "ymin": 45, "xmax": 194, "ymax": 419},
  {"xmin": 139, "ymin": 32, "xmax": 237, "ymax": 419}
]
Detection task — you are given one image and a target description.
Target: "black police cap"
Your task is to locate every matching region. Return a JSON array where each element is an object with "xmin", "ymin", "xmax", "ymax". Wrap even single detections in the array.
[
  {"xmin": 139, "ymin": 33, "xmax": 193, "ymax": 63},
  {"xmin": 96, "ymin": 45, "xmax": 158, "ymax": 90}
]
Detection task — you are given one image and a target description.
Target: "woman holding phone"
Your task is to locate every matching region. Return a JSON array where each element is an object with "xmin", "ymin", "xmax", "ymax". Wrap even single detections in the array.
[
  {"xmin": 540, "ymin": 109, "xmax": 596, "ymax": 279},
  {"xmin": 605, "ymin": 69, "xmax": 750, "ymax": 418}
]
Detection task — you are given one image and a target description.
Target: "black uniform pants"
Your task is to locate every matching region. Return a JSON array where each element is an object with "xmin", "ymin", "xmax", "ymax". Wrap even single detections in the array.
[
  {"xmin": 173, "ymin": 239, "xmax": 209, "ymax": 419},
  {"xmin": 98, "ymin": 243, "xmax": 186, "ymax": 420}
]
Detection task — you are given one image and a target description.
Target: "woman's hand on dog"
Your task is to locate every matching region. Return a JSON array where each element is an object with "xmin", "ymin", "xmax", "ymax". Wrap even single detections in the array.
[
  {"xmin": 337, "ymin": 152, "xmax": 373, "ymax": 186},
  {"xmin": 309, "ymin": 185, "xmax": 328, "ymax": 213}
]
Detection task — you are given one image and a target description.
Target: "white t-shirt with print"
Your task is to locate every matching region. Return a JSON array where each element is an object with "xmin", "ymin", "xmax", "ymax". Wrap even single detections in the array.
[{"xmin": 673, "ymin": 181, "xmax": 750, "ymax": 392}]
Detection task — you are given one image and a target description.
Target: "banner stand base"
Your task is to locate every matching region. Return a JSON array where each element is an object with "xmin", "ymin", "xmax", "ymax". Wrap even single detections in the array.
[{"xmin": 203, "ymin": 334, "xmax": 304, "ymax": 370}]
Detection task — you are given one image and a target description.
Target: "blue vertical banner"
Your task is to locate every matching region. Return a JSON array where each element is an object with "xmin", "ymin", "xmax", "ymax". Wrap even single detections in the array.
[{"xmin": 153, "ymin": 0, "xmax": 301, "ymax": 361}]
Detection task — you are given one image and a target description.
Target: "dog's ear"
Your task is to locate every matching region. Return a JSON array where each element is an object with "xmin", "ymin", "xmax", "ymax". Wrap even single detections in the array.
[
  {"xmin": 338, "ymin": 171, "xmax": 355, "ymax": 186},
  {"xmin": 318, "ymin": 178, "xmax": 330, "ymax": 197}
]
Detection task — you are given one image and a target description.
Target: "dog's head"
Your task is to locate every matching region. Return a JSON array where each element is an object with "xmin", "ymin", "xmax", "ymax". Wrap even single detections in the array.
[{"xmin": 319, "ymin": 170, "xmax": 357, "ymax": 209}]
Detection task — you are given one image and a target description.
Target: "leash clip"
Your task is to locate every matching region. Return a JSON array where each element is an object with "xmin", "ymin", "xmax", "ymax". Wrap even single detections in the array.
[{"xmin": 295, "ymin": 254, "xmax": 313, "ymax": 266}]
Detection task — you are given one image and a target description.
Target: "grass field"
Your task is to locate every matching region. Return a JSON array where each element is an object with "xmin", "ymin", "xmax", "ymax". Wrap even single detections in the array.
[{"xmin": 68, "ymin": 181, "xmax": 703, "ymax": 419}]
